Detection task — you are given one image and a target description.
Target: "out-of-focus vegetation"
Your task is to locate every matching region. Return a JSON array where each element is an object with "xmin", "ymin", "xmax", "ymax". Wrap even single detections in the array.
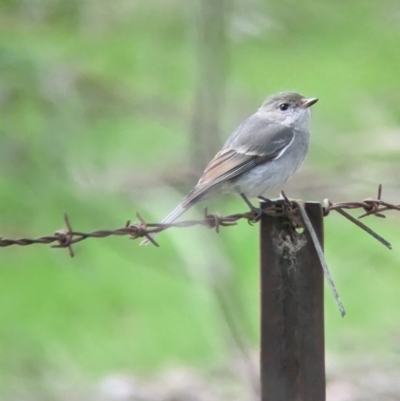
[{"xmin": 1, "ymin": 0, "xmax": 400, "ymax": 397}]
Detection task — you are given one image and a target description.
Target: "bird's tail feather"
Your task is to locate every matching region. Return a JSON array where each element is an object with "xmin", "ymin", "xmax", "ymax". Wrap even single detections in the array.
[{"xmin": 140, "ymin": 202, "xmax": 188, "ymax": 245}]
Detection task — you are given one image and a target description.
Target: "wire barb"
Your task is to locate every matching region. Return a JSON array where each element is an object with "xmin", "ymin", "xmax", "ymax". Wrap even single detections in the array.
[
  {"xmin": 135, "ymin": 212, "xmax": 159, "ymax": 247},
  {"xmin": 52, "ymin": 214, "xmax": 75, "ymax": 257}
]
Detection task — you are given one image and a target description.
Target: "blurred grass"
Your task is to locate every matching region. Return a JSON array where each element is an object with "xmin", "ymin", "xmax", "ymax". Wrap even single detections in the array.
[{"xmin": 1, "ymin": 0, "xmax": 400, "ymax": 396}]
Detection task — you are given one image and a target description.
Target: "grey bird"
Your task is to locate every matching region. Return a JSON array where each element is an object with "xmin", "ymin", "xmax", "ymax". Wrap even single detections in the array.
[{"xmin": 141, "ymin": 92, "xmax": 318, "ymax": 245}]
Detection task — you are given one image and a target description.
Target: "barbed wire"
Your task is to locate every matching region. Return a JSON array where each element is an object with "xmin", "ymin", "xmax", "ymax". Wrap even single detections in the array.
[{"xmin": 1, "ymin": 185, "xmax": 399, "ymax": 257}]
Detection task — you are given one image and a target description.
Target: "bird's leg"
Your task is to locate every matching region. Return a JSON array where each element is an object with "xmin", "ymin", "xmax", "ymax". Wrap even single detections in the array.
[{"xmin": 239, "ymin": 193, "xmax": 263, "ymax": 222}]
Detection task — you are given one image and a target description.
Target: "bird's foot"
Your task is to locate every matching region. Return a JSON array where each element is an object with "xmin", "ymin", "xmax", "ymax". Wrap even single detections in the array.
[
  {"xmin": 250, "ymin": 205, "xmax": 264, "ymax": 223},
  {"xmin": 240, "ymin": 192, "xmax": 264, "ymax": 223}
]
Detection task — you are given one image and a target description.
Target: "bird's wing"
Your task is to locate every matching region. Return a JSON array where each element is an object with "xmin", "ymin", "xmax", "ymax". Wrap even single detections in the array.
[
  {"xmin": 182, "ymin": 121, "xmax": 295, "ymax": 206},
  {"xmin": 197, "ymin": 148, "xmax": 260, "ymax": 186}
]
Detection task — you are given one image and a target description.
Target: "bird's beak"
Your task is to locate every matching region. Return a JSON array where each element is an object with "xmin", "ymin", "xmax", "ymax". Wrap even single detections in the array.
[{"xmin": 301, "ymin": 97, "xmax": 318, "ymax": 109}]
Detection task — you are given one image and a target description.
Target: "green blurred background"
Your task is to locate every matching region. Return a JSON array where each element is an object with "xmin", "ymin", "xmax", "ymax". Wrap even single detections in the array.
[{"xmin": 1, "ymin": 0, "xmax": 400, "ymax": 398}]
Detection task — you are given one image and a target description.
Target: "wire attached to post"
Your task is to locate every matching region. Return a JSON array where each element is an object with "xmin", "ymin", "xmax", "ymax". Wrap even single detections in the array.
[{"xmin": 294, "ymin": 200, "xmax": 346, "ymax": 317}]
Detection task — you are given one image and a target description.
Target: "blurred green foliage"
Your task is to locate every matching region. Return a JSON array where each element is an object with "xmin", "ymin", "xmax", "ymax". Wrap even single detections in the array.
[{"xmin": 1, "ymin": 0, "xmax": 400, "ymax": 396}]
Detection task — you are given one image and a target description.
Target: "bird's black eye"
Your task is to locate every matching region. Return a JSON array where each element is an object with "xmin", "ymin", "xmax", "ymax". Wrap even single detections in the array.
[{"xmin": 279, "ymin": 103, "xmax": 290, "ymax": 111}]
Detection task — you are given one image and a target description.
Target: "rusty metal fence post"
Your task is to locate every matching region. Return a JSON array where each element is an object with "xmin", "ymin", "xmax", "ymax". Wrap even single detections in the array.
[{"xmin": 260, "ymin": 201, "xmax": 325, "ymax": 401}]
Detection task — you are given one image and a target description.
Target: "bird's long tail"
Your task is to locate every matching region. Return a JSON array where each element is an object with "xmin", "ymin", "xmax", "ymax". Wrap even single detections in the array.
[{"xmin": 140, "ymin": 202, "xmax": 188, "ymax": 245}]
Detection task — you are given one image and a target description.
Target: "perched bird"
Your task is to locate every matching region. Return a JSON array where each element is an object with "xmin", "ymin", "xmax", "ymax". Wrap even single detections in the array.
[{"xmin": 141, "ymin": 92, "xmax": 318, "ymax": 245}]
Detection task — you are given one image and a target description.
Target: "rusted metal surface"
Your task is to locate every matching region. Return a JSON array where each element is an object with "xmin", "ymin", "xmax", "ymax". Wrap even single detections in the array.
[{"xmin": 260, "ymin": 202, "xmax": 325, "ymax": 401}]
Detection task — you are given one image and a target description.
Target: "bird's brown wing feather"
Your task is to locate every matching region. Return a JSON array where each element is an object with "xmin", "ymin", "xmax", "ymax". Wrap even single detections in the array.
[{"xmin": 182, "ymin": 149, "xmax": 274, "ymax": 206}]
